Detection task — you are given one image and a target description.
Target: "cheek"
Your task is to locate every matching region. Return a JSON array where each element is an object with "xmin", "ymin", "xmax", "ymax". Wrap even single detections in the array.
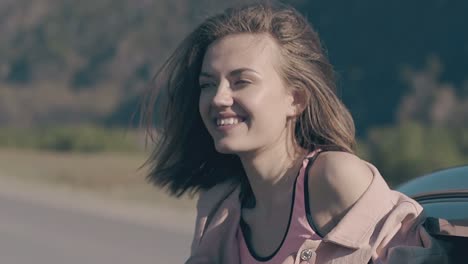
[
  {"xmin": 251, "ymin": 94, "xmax": 292, "ymax": 129},
  {"xmin": 199, "ymin": 89, "xmax": 212, "ymax": 107},
  {"xmin": 198, "ymin": 95, "xmax": 204, "ymax": 115},
  {"xmin": 248, "ymin": 89, "xmax": 288, "ymax": 114},
  {"xmin": 198, "ymin": 94, "xmax": 210, "ymax": 124},
  {"xmin": 198, "ymin": 95, "xmax": 208, "ymax": 122}
]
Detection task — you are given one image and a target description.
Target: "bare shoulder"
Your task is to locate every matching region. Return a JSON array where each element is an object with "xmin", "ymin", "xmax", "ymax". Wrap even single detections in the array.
[
  {"xmin": 307, "ymin": 151, "xmax": 373, "ymax": 233},
  {"xmin": 311, "ymin": 151, "xmax": 373, "ymax": 199}
]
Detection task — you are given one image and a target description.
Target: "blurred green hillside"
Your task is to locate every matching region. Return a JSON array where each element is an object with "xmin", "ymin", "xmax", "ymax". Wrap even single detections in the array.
[
  {"xmin": 0, "ymin": 0, "xmax": 467, "ymax": 186},
  {"xmin": 0, "ymin": 0, "xmax": 252, "ymax": 126},
  {"xmin": 1, "ymin": 0, "xmax": 466, "ymax": 129}
]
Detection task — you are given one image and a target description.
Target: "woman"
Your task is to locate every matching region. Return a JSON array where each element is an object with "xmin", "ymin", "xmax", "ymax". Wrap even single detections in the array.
[{"xmin": 142, "ymin": 3, "xmax": 448, "ymax": 263}]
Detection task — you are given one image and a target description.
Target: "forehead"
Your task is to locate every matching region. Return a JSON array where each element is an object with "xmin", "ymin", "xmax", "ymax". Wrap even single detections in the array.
[{"xmin": 201, "ymin": 33, "xmax": 280, "ymax": 75}]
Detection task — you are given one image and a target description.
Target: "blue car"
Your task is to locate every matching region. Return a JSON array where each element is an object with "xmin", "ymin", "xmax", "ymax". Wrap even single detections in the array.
[
  {"xmin": 397, "ymin": 165, "xmax": 468, "ymax": 221},
  {"xmin": 397, "ymin": 166, "xmax": 468, "ymax": 262}
]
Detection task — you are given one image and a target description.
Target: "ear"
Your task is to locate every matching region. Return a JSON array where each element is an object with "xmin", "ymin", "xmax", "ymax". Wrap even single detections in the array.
[{"xmin": 286, "ymin": 89, "xmax": 307, "ymax": 118}]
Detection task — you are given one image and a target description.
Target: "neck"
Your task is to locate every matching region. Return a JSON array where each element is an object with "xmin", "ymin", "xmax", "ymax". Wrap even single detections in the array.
[{"xmin": 239, "ymin": 140, "xmax": 307, "ymax": 213}]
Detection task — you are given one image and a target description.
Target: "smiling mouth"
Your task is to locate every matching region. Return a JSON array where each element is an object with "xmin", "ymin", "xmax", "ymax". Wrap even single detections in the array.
[{"xmin": 215, "ymin": 117, "xmax": 245, "ymax": 127}]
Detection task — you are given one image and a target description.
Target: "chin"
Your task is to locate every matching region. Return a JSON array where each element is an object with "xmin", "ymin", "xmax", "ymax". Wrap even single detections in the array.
[
  {"xmin": 213, "ymin": 140, "xmax": 244, "ymax": 154},
  {"xmin": 214, "ymin": 144, "xmax": 237, "ymax": 154}
]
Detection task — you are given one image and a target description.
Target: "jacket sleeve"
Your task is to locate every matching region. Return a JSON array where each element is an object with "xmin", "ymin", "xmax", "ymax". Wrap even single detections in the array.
[
  {"xmin": 421, "ymin": 217, "xmax": 468, "ymax": 263},
  {"xmin": 373, "ymin": 200, "xmax": 450, "ymax": 264},
  {"xmin": 187, "ymin": 181, "xmax": 240, "ymax": 262},
  {"xmin": 185, "ymin": 190, "xmax": 213, "ymax": 264},
  {"xmin": 189, "ymin": 192, "xmax": 207, "ymax": 254}
]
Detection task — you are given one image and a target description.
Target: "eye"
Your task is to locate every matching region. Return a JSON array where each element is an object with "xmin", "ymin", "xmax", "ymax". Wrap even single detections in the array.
[
  {"xmin": 234, "ymin": 80, "xmax": 252, "ymax": 86},
  {"xmin": 199, "ymin": 82, "xmax": 216, "ymax": 90}
]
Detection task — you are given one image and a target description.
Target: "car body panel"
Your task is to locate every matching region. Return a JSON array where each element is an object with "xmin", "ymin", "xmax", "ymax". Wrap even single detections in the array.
[{"xmin": 396, "ymin": 166, "xmax": 468, "ymax": 220}]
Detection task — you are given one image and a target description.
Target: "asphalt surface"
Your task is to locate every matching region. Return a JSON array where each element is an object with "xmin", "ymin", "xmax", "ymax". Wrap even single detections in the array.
[{"xmin": 0, "ymin": 178, "xmax": 195, "ymax": 264}]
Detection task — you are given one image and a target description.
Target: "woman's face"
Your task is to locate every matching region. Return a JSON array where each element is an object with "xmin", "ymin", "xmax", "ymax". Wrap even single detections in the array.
[{"xmin": 198, "ymin": 33, "xmax": 298, "ymax": 155}]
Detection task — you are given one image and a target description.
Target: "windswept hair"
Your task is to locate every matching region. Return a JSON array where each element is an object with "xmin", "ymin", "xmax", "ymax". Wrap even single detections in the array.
[{"xmin": 141, "ymin": 2, "xmax": 356, "ymax": 197}]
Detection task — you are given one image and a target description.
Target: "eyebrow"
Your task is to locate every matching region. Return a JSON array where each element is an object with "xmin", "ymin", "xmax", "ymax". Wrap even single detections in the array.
[{"xmin": 199, "ymin": 68, "xmax": 260, "ymax": 79}]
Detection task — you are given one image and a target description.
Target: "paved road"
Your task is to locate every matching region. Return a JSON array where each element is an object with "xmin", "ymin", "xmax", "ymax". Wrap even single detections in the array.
[{"xmin": 0, "ymin": 179, "xmax": 195, "ymax": 264}]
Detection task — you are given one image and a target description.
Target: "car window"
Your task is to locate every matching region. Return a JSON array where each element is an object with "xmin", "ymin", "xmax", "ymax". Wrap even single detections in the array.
[{"xmin": 419, "ymin": 198, "xmax": 468, "ymax": 220}]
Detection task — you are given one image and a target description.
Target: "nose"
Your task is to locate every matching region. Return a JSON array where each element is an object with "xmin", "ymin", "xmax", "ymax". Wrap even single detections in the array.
[{"xmin": 211, "ymin": 83, "xmax": 233, "ymax": 107}]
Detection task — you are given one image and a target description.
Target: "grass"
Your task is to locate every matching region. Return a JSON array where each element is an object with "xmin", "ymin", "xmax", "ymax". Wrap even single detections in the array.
[
  {"xmin": 0, "ymin": 148, "xmax": 195, "ymax": 210},
  {"xmin": 0, "ymin": 125, "xmax": 144, "ymax": 153}
]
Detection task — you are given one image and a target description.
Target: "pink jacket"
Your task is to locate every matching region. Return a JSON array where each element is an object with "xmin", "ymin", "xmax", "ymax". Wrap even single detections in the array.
[{"xmin": 186, "ymin": 162, "xmax": 449, "ymax": 264}]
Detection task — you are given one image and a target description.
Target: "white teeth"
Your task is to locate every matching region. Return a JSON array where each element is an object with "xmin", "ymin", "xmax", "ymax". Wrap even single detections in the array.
[{"xmin": 216, "ymin": 117, "xmax": 243, "ymax": 126}]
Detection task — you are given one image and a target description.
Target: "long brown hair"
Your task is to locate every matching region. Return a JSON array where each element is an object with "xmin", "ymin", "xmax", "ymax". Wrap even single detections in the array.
[{"xmin": 141, "ymin": 3, "xmax": 356, "ymax": 197}]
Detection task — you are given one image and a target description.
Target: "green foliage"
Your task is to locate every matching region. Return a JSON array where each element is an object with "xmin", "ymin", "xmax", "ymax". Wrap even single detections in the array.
[
  {"xmin": 355, "ymin": 138, "xmax": 370, "ymax": 160},
  {"xmin": 0, "ymin": 125, "xmax": 142, "ymax": 153},
  {"xmin": 363, "ymin": 122, "xmax": 468, "ymax": 187},
  {"xmin": 0, "ymin": 0, "xmax": 467, "ymax": 131}
]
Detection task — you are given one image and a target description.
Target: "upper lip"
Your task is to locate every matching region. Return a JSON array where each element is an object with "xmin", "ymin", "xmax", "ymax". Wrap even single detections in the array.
[
  {"xmin": 214, "ymin": 113, "xmax": 241, "ymax": 118},
  {"xmin": 212, "ymin": 112, "xmax": 245, "ymax": 120}
]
